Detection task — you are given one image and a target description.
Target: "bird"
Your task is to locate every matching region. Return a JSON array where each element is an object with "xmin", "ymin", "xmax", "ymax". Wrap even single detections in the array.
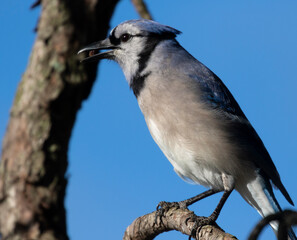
[{"xmin": 78, "ymin": 19, "xmax": 296, "ymax": 239}]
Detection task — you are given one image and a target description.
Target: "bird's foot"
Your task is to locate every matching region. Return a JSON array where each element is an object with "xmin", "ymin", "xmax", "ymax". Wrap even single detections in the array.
[
  {"xmin": 187, "ymin": 214, "xmax": 217, "ymax": 240},
  {"xmin": 157, "ymin": 200, "xmax": 188, "ymax": 210},
  {"xmin": 197, "ymin": 214, "xmax": 216, "ymax": 225},
  {"xmin": 154, "ymin": 200, "xmax": 187, "ymax": 225}
]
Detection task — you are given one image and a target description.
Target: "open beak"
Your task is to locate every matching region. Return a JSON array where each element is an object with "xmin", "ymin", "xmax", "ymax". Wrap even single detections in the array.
[{"xmin": 77, "ymin": 38, "xmax": 118, "ymax": 63}]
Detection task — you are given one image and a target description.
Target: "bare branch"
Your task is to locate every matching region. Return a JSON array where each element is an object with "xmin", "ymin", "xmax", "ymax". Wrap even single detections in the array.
[
  {"xmin": 131, "ymin": 0, "xmax": 153, "ymax": 20},
  {"xmin": 123, "ymin": 207, "xmax": 237, "ymax": 240},
  {"xmin": 248, "ymin": 210, "xmax": 297, "ymax": 240},
  {"xmin": 30, "ymin": 0, "xmax": 41, "ymax": 9}
]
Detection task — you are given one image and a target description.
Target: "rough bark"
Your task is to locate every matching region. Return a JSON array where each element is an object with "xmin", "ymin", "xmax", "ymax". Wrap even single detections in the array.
[
  {"xmin": 124, "ymin": 207, "xmax": 237, "ymax": 240},
  {"xmin": 0, "ymin": 0, "xmax": 119, "ymax": 239}
]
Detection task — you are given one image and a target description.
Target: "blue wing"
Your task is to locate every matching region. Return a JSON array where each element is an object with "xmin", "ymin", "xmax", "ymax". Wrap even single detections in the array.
[
  {"xmin": 191, "ymin": 71, "xmax": 246, "ymax": 118},
  {"xmin": 190, "ymin": 65, "xmax": 294, "ymax": 205}
]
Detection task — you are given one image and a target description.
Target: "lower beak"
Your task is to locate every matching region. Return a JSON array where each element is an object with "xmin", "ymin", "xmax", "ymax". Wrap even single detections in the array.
[{"xmin": 77, "ymin": 38, "xmax": 117, "ymax": 62}]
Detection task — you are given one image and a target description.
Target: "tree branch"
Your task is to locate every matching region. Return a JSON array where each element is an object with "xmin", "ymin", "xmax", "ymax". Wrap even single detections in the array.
[
  {"xmin": 131, "ymin": 0, "xmax": 153, "ymax": 20},
  {"xmin": 123, "ymin": 207, "xmax": 237, "ymax": 240},
  {"xmin": 248, "ymin": 210, "xmax": 297, "ymax": 240}
]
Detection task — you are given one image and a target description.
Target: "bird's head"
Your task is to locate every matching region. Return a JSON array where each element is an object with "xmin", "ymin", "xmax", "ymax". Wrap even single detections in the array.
[{"xmin": 78, "ymin": 19, "xmax": 181, "ymax": 83}]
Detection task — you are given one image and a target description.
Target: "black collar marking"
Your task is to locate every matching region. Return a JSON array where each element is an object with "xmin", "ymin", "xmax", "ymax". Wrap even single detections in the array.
[
  {"xmin": 131, "ymin": 35, "xmax": 170, "ymax": 98},
  {"xmin": 130, "ymin": 72, "xmax": 151, "ymax": 97}
]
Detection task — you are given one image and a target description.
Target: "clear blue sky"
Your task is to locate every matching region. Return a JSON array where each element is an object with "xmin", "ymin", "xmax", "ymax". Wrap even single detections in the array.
[{"xmin": 1, "ymin": 1, "xmax": 297, "ymax": 239}]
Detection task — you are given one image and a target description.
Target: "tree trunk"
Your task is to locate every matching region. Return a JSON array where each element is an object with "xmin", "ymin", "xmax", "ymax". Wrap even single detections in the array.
[{"xmin": 0, "ymin": 0, "xmax": 119, "ymax": 239}]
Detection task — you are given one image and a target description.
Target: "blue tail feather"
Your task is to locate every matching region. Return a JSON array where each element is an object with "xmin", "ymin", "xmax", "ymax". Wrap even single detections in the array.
[{"xmin": 262, "ymin": 178, "xmax": 297, "ymax": 240}]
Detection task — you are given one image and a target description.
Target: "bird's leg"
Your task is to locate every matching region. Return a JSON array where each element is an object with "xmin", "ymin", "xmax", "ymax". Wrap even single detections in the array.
[
  {"xmin": 156, "ymin": 189, "xmax": 220, "ymax": 211},
  {"xmin": 155, "ymin": 189, "xmax": 220, "ymax": 225},
  {"xmin": 188, "ymin": 188, "xmax": 233, "ymax": 239},
  {"xmin": 188, "ymin": 174, "xmax": 235, "ymax": 238},
  {"xmin": 201, "ymin": 173, "xmax": 235, "ymax": 224},
  {"xmin": 180, "ymin": 189, "xmax": 221, "ymax": 208},
  {"xmin": 205, "ymin": 188, "xmax": 233, "ymax": 223}
]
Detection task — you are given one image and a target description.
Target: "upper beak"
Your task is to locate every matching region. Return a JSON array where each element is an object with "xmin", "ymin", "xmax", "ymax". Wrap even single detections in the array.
[{"xmin": 77, "ymin": 38, "xmax": 118, "ymax": 63}]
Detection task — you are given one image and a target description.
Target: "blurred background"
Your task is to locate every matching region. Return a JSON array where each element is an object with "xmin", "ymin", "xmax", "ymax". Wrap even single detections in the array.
[{"xmin": 1, "ymin": 1, "xmax": 297, "ymax": 239}]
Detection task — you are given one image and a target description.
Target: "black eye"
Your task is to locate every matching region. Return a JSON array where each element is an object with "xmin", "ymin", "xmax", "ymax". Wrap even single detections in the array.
[{"xmin": 120, "ymin": 33, "xmax": 131, "ymax": 42}]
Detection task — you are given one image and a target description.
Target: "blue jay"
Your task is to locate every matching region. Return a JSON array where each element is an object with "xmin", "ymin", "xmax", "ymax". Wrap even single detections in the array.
[{"xmin": 78, "ymin": 20, "xmax": 296, "ymax": 239}]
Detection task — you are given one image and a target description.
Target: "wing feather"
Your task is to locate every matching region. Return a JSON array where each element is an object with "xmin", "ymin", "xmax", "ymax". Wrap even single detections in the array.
[{"xmin": 191, "ymin": 66, "xmax": 294, "ymax": 205}]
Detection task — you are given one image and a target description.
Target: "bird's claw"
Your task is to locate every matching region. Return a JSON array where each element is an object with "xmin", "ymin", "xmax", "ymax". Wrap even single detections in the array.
[
  {"xmin": 186, "ymin": 215, "xmax": 216, "ymax": 239},
  {"xmin": 156, "ymin": 201, "xmax": 181, "ymax": 211},
  {"xmin": 154, "ymin": 201, "xmax": 186, "ymax": 226}
]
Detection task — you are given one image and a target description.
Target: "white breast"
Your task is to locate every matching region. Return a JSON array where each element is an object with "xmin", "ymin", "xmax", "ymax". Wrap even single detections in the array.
[{"xmin": 146, "ymin": 116, "xmax": 225, "ymax": 190}]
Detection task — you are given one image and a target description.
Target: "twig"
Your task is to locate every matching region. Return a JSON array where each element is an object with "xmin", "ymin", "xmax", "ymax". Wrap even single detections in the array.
[
  {"xmin": 31, "ymin": 0, "xmax": 41, "ymax": 9},
  {"xmin": 131, "ymin": 0, "xmax": 153, "ymax": 20}
]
